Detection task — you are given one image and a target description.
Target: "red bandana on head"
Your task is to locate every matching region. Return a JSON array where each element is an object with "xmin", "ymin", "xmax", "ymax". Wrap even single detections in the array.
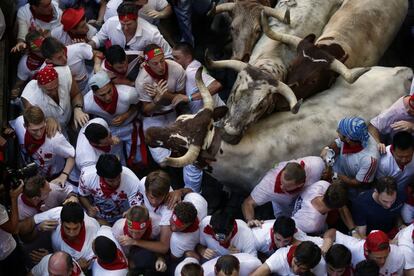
[
  {"xmin": 61, "ymin": 222, "xmax": 86, "ymax": 252},
  {"xmin": 93, "ymin": 84, "xmax": 119, "ymax": 115},
  {"xmin": 97, "ymin": 248, "xmax": 128, "ymax": 270},
  {"xmin": 171, "ymin": 212, "xmax": 200, "ymax": 233},
  {"xmin": 119, "ymin": 13, "xmax": 138, "ymax": 23},
  {"xmin": 287, "ymin": 245, "xmax": 297, "ymax": 268},
  {"xmin": 27, "ymin": 53, "xmax": 45, "ymax": 71},
  {"xmin": 123, "ymin": 219, "xmax": 153, "ymax": 240},
  {"xmin": 24, "ymin": 129, "xmax": 46, "ymax": 156},
  {"xmin": 36, "ymin": 65, "xmax": 58, "ymax": 85},
  {"xmin": 274, "ymin": 161, "xmax": 305, "ymax": 194},
  {"xmin": 30, "ymin": 6, "xmax": 54, "ymax": 23},
  {"xmin": 203, "ymin": 222, "xmax": 238, "ymax": 249},
  {"xmin": 143, "ymin": 47, "xmax": 168, "ymax": 82},
  {"xmin": 99, "ymin": 177, "xmax": 118, "ymax": 198}
]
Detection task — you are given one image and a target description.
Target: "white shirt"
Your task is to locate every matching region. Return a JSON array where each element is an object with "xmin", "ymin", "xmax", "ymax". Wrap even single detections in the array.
[
  {"xmin": 396, "ymin": 224, "xmax": 414, "ymax": 270},
  {"xmin": 202, "ymin": 253, "xmax": 262, "ymax": 276},
  {"xmin": 78, "ymin": 165, "xmax": 143, "ymax": 223},
  {"xmin": 10, "ymin": 116, "xmax": 75, "ymax": 179},
  {"xmin": 170, "ymin": 228, "xmax": 200, "ymax": 258},
  {"xmin": 199, "ymin": 216, "xmax": 257, "ymax": 257},
  {"xmin": 376, "ymin": 145, "xmax": 414, "ymax": 189},
  {"xmin": 17, "ymin": 0, "xmax": 62, "ymax": 40},
  {"xmin": 185, "ymin": 60, "xmax": 225, "ymax": 114},
  {"xmin": 51, "ymin": 24, "xmax": 97, "ymax": 46},
  {"xmin": 34, "ymin": 206, "xmax": 100, "ymax": 261},
  {"xmin": 335, "ymin": 231, "xmax": 404, "ymax": 275},
  {"xmin": 31, "ymin": 253, "xmax": 85, "ymax": 276},
  {"xmin": 0, "ymin": 204, "xmax": 16, "ymax": 261},
  {"xmin": 291, "ymin": 180, "xmax": 330, "ymax": 234},
  {"xmin": 17, "ymin": 54, "xmax": 41, "ymax": 81},
  {"xmin": 250, "ymin": 156, "xmax": 325, "ymax": 215},
  {"xmin": 92, "ymin": 16, "xmax": 172, "ymax": 57},
  {"xmin": 21, "ymin": 65, "xmax": 73, "ymax": 127}
]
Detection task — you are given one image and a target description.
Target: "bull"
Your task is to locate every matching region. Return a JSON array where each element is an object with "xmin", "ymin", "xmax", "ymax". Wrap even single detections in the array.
[
  {"xmin": 146, "ymin": 66, "xmax": 413, "ymax": 191},
  {"xmin": 266, "ymin": 0, "xmax": 408, "ymax": 99},
  {"xmin": 209, "ymin": 0, "xmax": 344, "ymax": 144}
]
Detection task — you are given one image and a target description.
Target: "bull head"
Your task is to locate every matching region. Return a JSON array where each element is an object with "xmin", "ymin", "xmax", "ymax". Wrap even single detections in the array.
[
  {"xmin": 209, "ymin": 1, "xmax": 290, "ymax": 62},
  {"xmin": 205, "ymin": 50, "xmax": 302, "ymax": 145},
  {"xmin": 261, "ymin": 12, "xmax": 370, "ymax": 99},
  {"xmin": 145, "ymin": 68, "xmax": 221, "ymax": 167}
]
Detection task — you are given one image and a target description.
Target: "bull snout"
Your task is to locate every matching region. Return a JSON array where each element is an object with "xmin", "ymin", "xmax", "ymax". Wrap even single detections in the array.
[{"xmin": 220, "ymin": 128, "xmax": 243, "ymax": 145}]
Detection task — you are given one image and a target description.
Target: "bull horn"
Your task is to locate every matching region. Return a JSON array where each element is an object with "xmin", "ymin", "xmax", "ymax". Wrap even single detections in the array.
[
  {"xmin": 274, "ymin": 82, "xmax": 303, "ymax": 114},
  {"xmin": 330, "ymin": 59, "xmax": 371, "ymax": 83},
  {"xmin": 261, "ymin": 11, "xmax": 301, "ymax": 48},
  {"xmin": 207, "ymin": 2, "xmax": 235, "ymax": 16},
  {"xmin": 263, "ymin": 7, "xmax": 290, "ymax": 25},
  {"xmin": 195, "ymin": 67, "xmax": 213, "ymax": 111},
  {"xmin": 205, "ymin": 49, "xmax": 248, "ymax": 72},
  {"xmin": 161, "ymin": 144, "xmax": 201, "ymax": 168}
]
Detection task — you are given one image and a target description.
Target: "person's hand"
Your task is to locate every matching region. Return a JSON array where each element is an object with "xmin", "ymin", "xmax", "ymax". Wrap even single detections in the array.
[
  {"xmin": 45, "ymin": 117, "xmax": 61, "ymax": 138},
  {"xmin": 320, "ymin": 243, "xmax": 330, "ymax": 256},
  {"xmin": 144, "ymin": 83, "xmax": 159, "ymax": 98},
  {"xmin": 38, "ymin": 220, "xmax": 59, "ymax": 231},
  {"xmin": 50, "ymin": 174, "xmax": 67, "ymax": 188},
  {"xmin": 144, "ymin": 8, "xmax": 162, "ymax": 19},
  {"xmin": 152, "ymin": 80, "xmax": 170, "ymax": 105},
  {"xmin": 320, "ymin": 147, "xmax": 329, "ymax": 160},
  {"xmin": 201, "ymin": 248, "xmax": 216, "ymax": 260},
  {"xmin": 112, "ymin": 135, "xmax": 121, "ymax": 145},
  {"xmin": 88, "ymin": 19, "xmax": 103, "ymax": 29},
  {"xmin": 172, "ymin": 94, "xmax": 189, "ymax": 106},
  {"xmin": 391, "ymin": 120, "xmax": 414, "ymax": 132},
  {"xmin": 111, "ymin": 112, "xmax": 129, "ymax": 126},
  {"xmin": 73, "ymin": 108, "xmax": 89, "ymax": 129},
  {"xmin": 11, "ymin": 87, "xmax": 21, "ymax": 99},
  {"xmin": 377, "ymin": 143, "xmax": 386, "ymax": 155},
  {"xmin": 29, "ymin": 248, "xmax": 49, "ymax": 264},
  {"xmin": 77, "ymin": 258, "xmax": 92, "ymax": 270},
  {"xmin": 228, "ymin": 246, "xmax": 240, "ymax": 254},
  {"xmin": 9, "ymin": 181, "xmax": 24, "ymax": 200},
  {"xmin": 11, "ymin": 41, "xmax": 27, "ymax": 53},
  {"xmin": 165, "ymin": 190, "xmax": 182, "ymax": 209},
  {"xmin": 247, "ymin": 219, "xmax": 263, "ymax": 228},
  {"xmin": 155, "ymin": 257, "xmax": 167, "ymax": 272},
  {"xmin": 63, "ymin": 195, "xmax": 79, "ymax": 205},
  {"xmin": 87, "ymin": 206, "xmax": 100, "ymax": 218},
  {"xmin": 321, "ymin": 166, "xmax": 333, "ymax": 182},
  {"xmin": 118, "ymin": 234, "xmax": 137, "ymax": 247}
]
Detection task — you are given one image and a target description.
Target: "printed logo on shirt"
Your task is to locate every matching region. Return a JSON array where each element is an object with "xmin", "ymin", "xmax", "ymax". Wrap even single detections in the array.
[{"xmin": 292, "ymin": 196, "xmax": 303, "ymax": 216}]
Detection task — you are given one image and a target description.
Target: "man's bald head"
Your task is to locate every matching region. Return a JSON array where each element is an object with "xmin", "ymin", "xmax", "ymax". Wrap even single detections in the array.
[{"xmin": 48, "ymin": 251, "xmax": 73, "ymax": 276}]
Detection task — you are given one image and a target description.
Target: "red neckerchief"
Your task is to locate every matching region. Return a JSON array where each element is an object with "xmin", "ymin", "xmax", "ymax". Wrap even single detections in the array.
[
  {"xmin": 61, "ymin": 222, "xmax": 86, "ymax": 252},
  {"xmin": 91, "ymin": 143, "xmax": 111, "ymax": 153},
  {"xmin": 30, "ymin": 6, "xmax": 54, "ymax": 23},
  {"xmin": 182, "ymin": 217, "xmax": 199, "ymax": 233},
  {"xmin": 342, "ymin": 142, "xmax": 363, "ymax": 154},
  {"xmin": 26, "ymin": 53, "xmax": 45, "ymax": 71},
  {"xmin": 390, "ymin": 145, "xmax": 405, "ymax": 170},
  {"xmin": 94, "ymin": 84, "xmax": 119, "ymax": 115},
  {"xmin": 21, "ymin": 194, "xmax": 42, "ymax": 212},
  {"xmin": 287, "ymin": 245, "xmax": 297, "ymax": 268},
  {"xmin": 24, "ymin": 130, "xmax": 46, "ymax": 156},
  {"xmin": 123, "ymin": 219, "xmax": 153, "ymax": 240},
  {"xmin": 104, "ymin": 59, "xmax": 127, "ymax": 78},
  {"xmin": 274, "ymin": 161, "xmax": 305, "ymax": 194},
  {"xmin": 46, "ymin": 47, "xmax": 67, "ymax": 65},
  {"xmin": 144, "ymin": 62, "xmax": 168, "ymax": 82},
  {"xmin": 203, "ymin": 222, "xmax": 238, "ymax": 249},
  {"xmin": 99, "ymin": 177, "xmax": 118, "ymax": 198},
  {"xmin": 97, "ymin": 248, "xmax": 128, "ymax": 270}
]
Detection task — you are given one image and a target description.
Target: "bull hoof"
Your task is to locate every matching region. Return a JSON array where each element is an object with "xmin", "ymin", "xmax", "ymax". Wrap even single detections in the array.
[{"xmin": 291, "ymin": 98, "xmax": 303, "ymax": 114}]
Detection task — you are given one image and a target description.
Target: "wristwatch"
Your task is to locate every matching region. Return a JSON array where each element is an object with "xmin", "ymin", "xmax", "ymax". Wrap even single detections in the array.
[{"xmin": 73, "ymin": 104, "xmax": 83, "ymax": 109}]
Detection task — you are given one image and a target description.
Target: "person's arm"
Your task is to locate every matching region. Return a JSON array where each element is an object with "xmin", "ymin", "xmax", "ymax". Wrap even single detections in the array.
[
  {"xmin": 145, "ymin": 4, "xmax": 173, "ymax": 19},
  {"xmin": 368, "ymin": 123, "xmax": 386, "ymax": 154},
  {"xmin": 96, "ymin": 0, "xmax": 107, "ymax": 24},
  {"xmin": 172, "ymin": 80, "xmax": 222, "ymax": 106},
  {"xmin": 50, "ymin": 157, "xmax": 75, "ymax": 187},
  {"xmin": 70, "ymin": 79, "xmax": 89, "ymax": 128},
  {"xmin": 338, "ymin": 174, "xmax": 362, "ymax": 188},
  {"xmin": 165, "ymin": 188, "xmax": 192, "ymax": 209},
  {"xmin": 131, "ymin": 225, "xmax": 172, "ymax": 254},
  {"xmin": 93, "ymin": 50, "xmax": 104, "ymax": 73},
  {"xmin": 111, "ymin": 105, "xmax": 138, "ymax": 126},
  {"xmin": 250, "ymin": 263, "xmax": 271, "ymax": 276},
  {"xmin": 321, "ymin": 228, "xmax": 337, "ymax": 255},
  {"xmin": 78, "ymin": 196, "xmax": 99, "ymax": 218},
  {"xmin": 338, "ymin": 206, "xmax": 357, "ymax": 233},
  {"xmin": 242, "ymin": 196, "xmax": 262, "ymax": 227},
  {"xmin": 196, "ymin": 243, "xmax": 217, "ymax": 260},
  {"xmin": 0, "ymin": 183, "xmax": 24, "ymax": 234},
  {"xmin": 355, "ymin": 225, "xmax": 367, "ymax": 239}
]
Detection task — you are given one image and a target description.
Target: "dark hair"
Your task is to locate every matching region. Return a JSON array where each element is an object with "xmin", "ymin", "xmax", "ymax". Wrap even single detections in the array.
[
  {"xmin": 273, "ymin": 216, "xmax": 295, "ymax": 238},
  {"xmin": 174, "ymin": 202, "xmax": 197, "ymax": 225},
  {"xmin": 96, "ymin": 154, "xmax": 122, "ymax": 179},
  {"xmin": 354, "ymin": 260, "xmax": 380, "ymax": 276},
  {"xmin": 392, "ymin": 131, "xmax": 414, "ymax": 151},
  {"xmin": 41, "ymin": 37, "xmax": 65, "ymax": 59},
  {"xmin": 323, "ymin": 182, "xmax": 347, "ymax": 209},
  {"xmin": 117, "ymin": 2, "xmax": 139, "ymax": 17},
  {"xmin": 293, "ymin": 241, "xmax": 322, "ymax": 269},
  {"xmin": 215, "ymin": 255, "xmax": 240, "ymax": 275},
  {"xmin": 126, "ymin": 205, "xmax": 149, "ymax": 223},
  {"xmin": 94, "ymin": 236, "xmax": 118, "ymax": 263},
  {"xmin": 144, "ymin": 170, "xmax": 171, "ymax": 198},
  {"xmin": 325, "ymin": 244, "xmax": 351, "ymax": 269},
  {"xmin": 283, "ymin": 163, "xmax": 306, "ymax": 183},
  {"xmin": 181, "ymin": 263, "xmax": 203, "ymax": 276},
  {"xmin": 84, "ymin": 123, "xmax": 109, "ymax": 144},
  {"xmin": 61, "ymin": 202, "xmax": 84, "ymax": 224},
  {"xmin": 106, "ymin": 45, "xmax": 127, "ymax": 65},
  {"xmin": 25, "ymin": 30, "xmax": 43, "ymax": 47},
  {"xmin": 210, "ymin": 211, "xmax": 235, "ymax": 236},
  {"xmin": 28, "ymin": 0, "xmax": 42, "ymax": 7},
  {"xmin": 24, "ymin": 175, "xmax": 46, "ymax": 198},
  {"xmin": 144, "ymin": 43, "xmax": 162, "ymax": 56},
  {"xmin": 173, "ymin": 42, "xmax": 194, "ymax": 59},
  {"xmin": 375, "ymin": 176, "xmax": 397, "ymax": 195}
]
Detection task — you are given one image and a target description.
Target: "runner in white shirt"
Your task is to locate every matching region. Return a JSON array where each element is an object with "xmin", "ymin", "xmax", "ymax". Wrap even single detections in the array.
[
  {"xmin": 242, "ymin": 156, "xmax": 325, "ymax": 226},
  {"xmin": 202, "ymin": 253, "xmax": 262, "ymax": 276},
  {"xmin": 369, "ymin": 95, "xmax": 414, "ymax": 154},
  {"xmin": 31, "ymin": 251, "xmax": 85, "ymax": 276},
  {"xmin": 92, "ymin": 226, "xmax": 128, "ymax": 275},
  {"xmin": 251, "ymin": 241, "xmax": 325, "ymax": 276},
  {"xmin": 198, "ymin": 213, "xmax": 257, "ymax": 259},
  {"xmin": 291, "ymin": 180, "xmax": 347, "ymax": 234},
  {"xmin": 322, "ymin": 229, "xmax": 404, "ymax": 275},
  {"xmin": 51, "ymin": 8, "xmax": 97, "ymax": 46},
  {"xmin": 174, "ymin": 257, "xmax": 202, "ymax": 276},
  {"xmin": 78, "ymin": 154, "xmax": 143, "ymax": 224},
  {"xmin": 32, "ymin": 203, "xmax": 100, "ymax": 270},
  {"xmin": 395, "ymin": 223, "xmax": 414, "ymax": 274},
  {"xmin": 90, "ymin": 2, "xmax": 172, "ymax": 57}
]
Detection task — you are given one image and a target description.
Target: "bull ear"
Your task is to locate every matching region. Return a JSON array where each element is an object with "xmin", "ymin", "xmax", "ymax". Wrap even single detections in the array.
[
  {"xmin": 330, "ymin": 59, "xmax": 371, "ymax": 83},
  {"xmin": 213, "ymin": 106, "xmax": 229, "ymax": 121},
  {"xmin": 317, "ymin": 43, "xmax": 347, "ymax": 62},
  {"xmin": 297, "ymin": 34, "xmax": 316, "ymax": 54}
]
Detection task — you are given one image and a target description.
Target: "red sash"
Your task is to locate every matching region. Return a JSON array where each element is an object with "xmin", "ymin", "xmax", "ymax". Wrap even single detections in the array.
[
  {"xmin": 97, "ymin": 248, "xmax": 128, "ymax": 270},
  {"xmin": 24, "ymin": 131, "xmax": 46, "ymax": 156},
  {"xmin": 26, "ymin": 53, "xmax": 45, "ymax": 71},
  {"xmin": 123, "ymin": 219, "xmax": 153, "ymax": 240},
  {"xmin": 203, "ymin": 222, "xmax": 238, "ymax": 249},
  {"xmin": 287, "ymin": 245, "xmax": 297, "ymax": 267},
  {"xmin": 94, "ymin": 84, "xmax": 119, "ymax": 115},
  {"xmin": 61, "ymin": 222, "xmax": 86, "ymax": 252},
  {"xmin": 92, "ymin": 144, "xmax": 111, "ymax": 153},
  {"xmin": 30, "ymin": 6, "xmax": 54, "ymax": 23},
  {"xmin": 342, "ymin": 142, "xmax": 363, "ymax": 154},
  {"xmin": 144, "ymin": 62, "xmax": 168, "ymax": 82},
  {"xmin": 182, "ymin": 217, "xmax": 200, "ymax": 233},
  {"xmin": 127, "ymin": 121, "xmax": 148, "ymax": 168}
]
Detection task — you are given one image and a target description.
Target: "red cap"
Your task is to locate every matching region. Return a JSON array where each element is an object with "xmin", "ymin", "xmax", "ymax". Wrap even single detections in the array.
[
  {"xmin": 364, "ymin": 230, "xmax": 390, "ymax": 252},
  {"xmin": 127, "ymin": 219, "xmax": 149, "ymax": 231},
  {"xmin": 61, "ymin": 8, "xmax": 85, "ymax": 32},
  {"xmin": 144, "ymin": 47, "xmax": 164, "ymax": 61},
  {"xmin": 36, "ymin": 65, "xmax": 58, "ymax": 85}
]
